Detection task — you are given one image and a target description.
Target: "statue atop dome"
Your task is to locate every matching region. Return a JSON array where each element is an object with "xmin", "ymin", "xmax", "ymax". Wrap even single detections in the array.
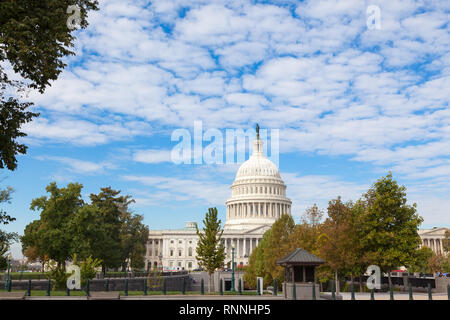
[{"xmin": 256, "ymin": 123, "xmax": 260, "ymax": 139}]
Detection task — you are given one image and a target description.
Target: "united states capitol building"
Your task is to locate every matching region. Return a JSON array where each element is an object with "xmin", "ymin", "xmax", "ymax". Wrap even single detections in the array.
[
  {"xmin": 145, "ymin": 129, "xmax": 292, "ymax": 271},
  {"xmin": 144, "ymin": 128, "xmax": 448, "ymax": 271}
]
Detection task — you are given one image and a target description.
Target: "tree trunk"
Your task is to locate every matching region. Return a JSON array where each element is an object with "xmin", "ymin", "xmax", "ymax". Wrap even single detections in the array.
[
  {"xmin": 388, "ymin": 269, "xmax": 392, "ymax": 288},
  {"xmin": 351, "ymin": 273, "xmax": 354, "ymax": 288},
  {"xmin": 335, "ymin": 269, "xmax": 340, "ymax": 294},
  {"xmin": 209, "ymin": 273, "xmax": 212, "ymax": 293}
]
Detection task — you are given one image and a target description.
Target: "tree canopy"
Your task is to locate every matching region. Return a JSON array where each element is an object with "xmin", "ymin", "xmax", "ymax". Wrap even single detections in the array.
[
  {"xmin": 22, "ymin": 183, "xmax": 149, "ymax": 272},
  {"xmin": 0, "ymin": 0, "xmax": 98, "ymax": 170},
  {"xmin": 195, "ymin": 207, "xmax": 225, "ymax": 292},
  {"xmin": 244, "ymin": 173, "xmax": 428, "ymax": 290}
]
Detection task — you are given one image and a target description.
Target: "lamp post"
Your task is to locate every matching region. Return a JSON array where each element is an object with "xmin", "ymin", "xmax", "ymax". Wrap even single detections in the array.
[
  {"xmin": 5, "ymin": 253, "xmax": 12, "ymax": 290},
  {"xmin": 231, "ymin": 242, "xmax": 235, "ymax": 292}
]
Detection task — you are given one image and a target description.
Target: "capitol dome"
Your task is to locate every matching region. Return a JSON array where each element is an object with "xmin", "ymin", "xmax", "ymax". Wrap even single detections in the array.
[{"xmin": 224, "ymin": 127, "xmax": 292, "ymax": 230}]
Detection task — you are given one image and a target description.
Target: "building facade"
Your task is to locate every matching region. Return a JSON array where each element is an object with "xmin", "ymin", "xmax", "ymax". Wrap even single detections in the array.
[
  {"xmin": 418, "ymin": 227, "xmax": 448, "ymax": 256},
  {"xmin": 145, "ymin": 129, "xmax": 292, "ymax": 271}
]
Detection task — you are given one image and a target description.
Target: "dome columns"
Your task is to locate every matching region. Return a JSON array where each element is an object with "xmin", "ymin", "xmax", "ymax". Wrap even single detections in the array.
[{"xmin": 226, "ymin": 201, "xmax": 291, "ymax": 220}]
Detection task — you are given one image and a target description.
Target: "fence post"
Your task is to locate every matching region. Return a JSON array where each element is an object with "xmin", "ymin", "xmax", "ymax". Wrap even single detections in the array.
[
  {"xmin": 105, "ymin": 279, "xmax": 110, "ymax": 292},
  {"xmin": 312, "ymin": 282, "xmax": 316, "ymax": 300},
  {"xmin": 257, "ymin": 278, "xmax": 261, "ymax": 296},
  {"xmin": 351, "ymin": 283, "xmax": 355, "ymax": 300},
  {"xmin": 46, "ymin": 279, "xmax": 51, "ymax": 296},
  {"xmin": 219, "ymin": 279, "xmax": 223, "ymax": 296},
  {"xmin": 273, "ymin": 279, "xmax": 277, "ymax": 296},
  {"xmin": 143, "ymin": 279, "xmax": 147, "ymax": 296},
  {"xmin": 124, "ymin": 278, "xmax": 128, "ymax": 296},
  {"xmin": 182, "ymin": 277, "xmax": 186, "ymax": 295},
  {"xmin": 427, "ymin": 283, "xmax": 432, "ymax": 300},
  {"xmin": 201, "ymin": 278, "xmax": 204, "ymax": 295},
  {"xmin": 163, "ymin": 278, "xmax": 166, "ymax": 295},
  {"xmin": 292, "ymin": 282, "xmax": 296, "ymax": 300},
  {"xmin": 86, "ymin": 279, "xmax": 90, "ymax": 297},
  {"xmin": 27, "ymin": 279, "xmax": 31, "ymax": 296},
  {"xmin": 370, "ymin": 288, "xmax": 374, "ymax": 300},
  {"xmin": 331, "ymin": 280, "xmax": 335, "ymax": 300},
  {"xmin": 7, "ymin": 279, "xmax": 12, "ymax": 292},
  {"xmin": 66, "ymin": 286, "xmax": 70, "ymax": 296},
  {"xmin": 238, "ymin": 278, "xmax": 242, "ymax": 295},
  {"xmin": 389, "ymin": 284, "xmax": 394, "ymax": 300},
  {"xmin": 409, "ymin": 283, "xmax": 413, "ymax": 300}
]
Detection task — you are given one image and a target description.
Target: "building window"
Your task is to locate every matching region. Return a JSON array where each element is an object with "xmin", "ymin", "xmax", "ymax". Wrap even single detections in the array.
[
  {"xmin": 154, "ymin": 249, "xmax": 158, "ymax": 256},
  {"xmin": 189, "ymin": 240, "xmax": 192, "ymax": 244},
  {"xmin": 179, "ymin": 250, "xmax": 182, "ymax": 256},
  {"xmin": 169, "ymin": 261, "xmax": 173, "ymax": 267},
  {"xmin": 179, "ymin": 240, "xmax": 182, "ymax": 244},
  {"xmin": 188, "ymin": 247, "xmax": 193, "ymax": 256},
  {"xmin": 171, "ymin": 240, "xmax": 174, "ymax": 244},
  {"xmin": 188, "ymin": 262, "xmax": 192, "ymax": 269},
  {"xmin": 178, "ymin": 262, "xmax": 182, "ymax": 267},
  {"xmin": 170, "ymin": 249, "xmax": 174, "ymax": 256}
]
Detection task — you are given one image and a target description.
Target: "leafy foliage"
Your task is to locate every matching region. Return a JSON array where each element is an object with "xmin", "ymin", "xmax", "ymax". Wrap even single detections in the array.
[
  {"xmin": 244, "ymin": 214, "xmax": 295, "ymax": 289},
  {"xmin": 29, "ymin": 182, "xmax": 84, "ymax": 267},
  {"xmin": 46, "ymin": 260, "xmax": 70, "ymax": 291},
  {"xmin": 0, "ymin": 0, "xmax": 98, "ymax": 170},
  {"xmin": 73, "ymin": 253, "xmax": 102, "ymax": 285},
  {"xmin": 195, "ymin": 207, "xmax": 225, "ymax": 292},
  {"xmin": 22, "ymin": 183, "xmax": 149, "ymax": 272},
  {"xmin": 244, "ymin": 173, "xmax": 427, "ymax": 288},
  {"xmin": 358, "ymin": 173, "xmax": 423, "ymax": 274},
  {"xmin": 0, "ymin": 98, "xmax": 38, "ymax": 170},
  {"xmin": 0, "ymin": 186, "xmax": 19, "ymax": 269}
]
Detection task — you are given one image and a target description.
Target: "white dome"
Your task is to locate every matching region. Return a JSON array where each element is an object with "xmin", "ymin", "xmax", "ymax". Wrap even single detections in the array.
[
  {"xmin": 235, "ymin": 155, "xmax": 280, "ymax": 180},
  {"xmin": 224, "ymin": 131, "xmax": 292, "ymax": 231}
]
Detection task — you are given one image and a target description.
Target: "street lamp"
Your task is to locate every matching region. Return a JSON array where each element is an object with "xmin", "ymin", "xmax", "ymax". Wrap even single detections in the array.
[
  {"xmin": 5, "ymin": 253, "xmax": 12, "ymax": 290},
  {"xmin": 231, "ymin": 242, "xmax": 235, "ymax": 292}
]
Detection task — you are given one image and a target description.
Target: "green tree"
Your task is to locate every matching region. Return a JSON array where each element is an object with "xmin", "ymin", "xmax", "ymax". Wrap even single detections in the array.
[
  {"xmin": 358, "ymin": 173, "xmax": 423, "ymax": 286},
  {"xmin": 0, "ymin": 186, "xmax": 18, "ymax": 270},
  {"xmin": 0, "ymin": 229, "xmax": 18, "ymax": 270},
  {"xmin": 73, "ymin": 253, "xmax": 102, "ymax": 285},
  {"xmin": 244, "ymin": 230, "xmax": 271, "ymax": 289},
  {"xmin": 21, "ymin": 219, "xmax": 47, "ymax": 270},
  {"xmin": 244, "ymin": 214, "xmax": 295, "ymax": 289},
  {"xmin": 319, "ymin": 197, "xmax": 358, "ymax": 293},
  {"xmin": 0, "ymin": 0, "xmax": 98, "ymax": 170},
  {"xmin": 195, "ymin": 207, "xmax": 225, "ymax": 292},
  {"xmin": 120, "ymin": 211, "xmax": 149, "ymax": 271},
  {"xmin": 88, "ymin": 187, "xmax": 130, "ymax": 272},
  {"xmin": 29, "ymin": 182, "xmax": 84, "ymax": 269}
]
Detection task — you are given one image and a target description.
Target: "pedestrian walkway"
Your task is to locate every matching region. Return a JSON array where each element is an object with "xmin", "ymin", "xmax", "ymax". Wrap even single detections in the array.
[{"xmin": 339, "ymin": 292, "xmax": 448, "ymax": 300}]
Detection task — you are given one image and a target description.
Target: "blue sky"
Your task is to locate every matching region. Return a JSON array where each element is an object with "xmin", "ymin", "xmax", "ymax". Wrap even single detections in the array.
[{"xmin": 2, "ymin": 0, "xmax": 450, "ymax": 258}]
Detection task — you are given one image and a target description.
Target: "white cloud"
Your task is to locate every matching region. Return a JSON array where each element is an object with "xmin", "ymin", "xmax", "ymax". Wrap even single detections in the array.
[{"xmin": 133, "ymin": 149, "xmax": 173, "ymax": 164}]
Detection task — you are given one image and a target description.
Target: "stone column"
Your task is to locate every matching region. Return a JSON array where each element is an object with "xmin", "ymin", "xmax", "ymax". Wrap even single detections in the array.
[
  {"xmin": 237, "ymin": 238, "xmax": 240, "ymax": 258},
  {"xmin": 243, "ymin": 237, "xmax": 247, "ymax": 257}
]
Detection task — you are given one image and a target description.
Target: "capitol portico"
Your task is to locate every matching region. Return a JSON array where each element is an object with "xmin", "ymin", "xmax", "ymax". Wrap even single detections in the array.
[{"xmin": 145, "ymin": 127, "xmax": 292, "ymax": 271}]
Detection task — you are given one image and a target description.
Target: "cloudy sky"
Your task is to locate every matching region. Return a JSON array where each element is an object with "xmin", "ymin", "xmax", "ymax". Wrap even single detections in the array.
[{"xmin": 2, "ymin": 0, "xmax": 449, "ymax": 258}]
